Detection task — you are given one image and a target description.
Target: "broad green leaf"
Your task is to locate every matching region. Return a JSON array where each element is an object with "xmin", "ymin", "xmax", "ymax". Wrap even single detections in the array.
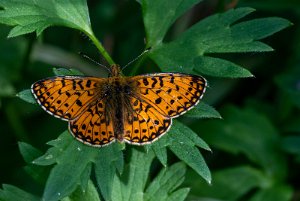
[
  {"xmin": 149, "ymin": 7, "xmax": 291, "ymax": 78},
  {"xmin": 185, "ymin": 166, "xmax": 268, "ymax": 200},
  {"xmin": 94, "ymin": 143, "xmax": 124, "ymax": 201},
  {"xmin": 141, "ymin": 0, "xmax": 202, "ymax": 46},
  {"xmin": 0, "ymin": 0, "xmax": 93, "ymax": 37},
  {"xmin": 196, "ymin": 106, "xmax": 287, "ymax": 179},
  {"xmin": 111, "ymin": 148, "xmax": 155, "ymax": 201},
  {"xmin": 184, "ymin": 102, "xmax": 221, "ymax": 119},
  {"xmin": 42, "ymin": 135, "xmax": 98, "ymax": 201},
  {"xmin": 144, "ymin": 162, "xmax": 187, "ymax": 201},
  {"xmin": 64, "ymin": 180, "xmax": 101, "ymax": 201},
  {"xmin": 18, "ymin": 142, "xmax": 42, "ymax": 163},
  {"xmin": 16, "ymin": 89, "xmax": 36, "ymax": 104},
  {"xmin": 0, "ymin": 184, "xmax": 40, "ymax": 201},
  {"xmin": 250, "ymin": 185, "xmax": 293, "ymax": 201}
]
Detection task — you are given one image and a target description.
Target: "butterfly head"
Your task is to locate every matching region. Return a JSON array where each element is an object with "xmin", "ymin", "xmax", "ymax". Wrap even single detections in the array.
[{"xmin": 109, "ymin": 64, "xmax": 122, "ymax": 77}]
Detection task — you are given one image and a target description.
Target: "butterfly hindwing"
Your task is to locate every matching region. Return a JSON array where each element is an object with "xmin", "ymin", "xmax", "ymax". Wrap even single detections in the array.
[
  {"xmin": 123, "ymin": 96, "xmax": 172, "ymax": 145},
  {"xmin": 69, "ymin": 100, "xmax": 115, "ymax": 147},
  {"xmin": 31, "ymin": 76, "xmax": 104, "ymax": 120}
]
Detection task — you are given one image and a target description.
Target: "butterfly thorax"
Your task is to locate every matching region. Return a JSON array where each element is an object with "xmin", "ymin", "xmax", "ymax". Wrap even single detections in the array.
[{"xmin": 109, "ymin": 64, "xmax": 122, "ymax": 77}]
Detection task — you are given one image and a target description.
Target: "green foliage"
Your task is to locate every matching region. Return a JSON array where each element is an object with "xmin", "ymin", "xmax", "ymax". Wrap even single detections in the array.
[
  {"xmin": 0, "ymin": 0, "xmax": 296, "ymax": 201},
  {"xmin": 0, "ymin": 185, "xmax": 40, "ymax": 201},
  {"xmin": 0, "ymin": 0, "xmax": 92, "ymax": 37}
]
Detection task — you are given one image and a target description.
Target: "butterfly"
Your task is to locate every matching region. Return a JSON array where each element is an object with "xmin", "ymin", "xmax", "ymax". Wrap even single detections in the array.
[{"xmin": 31, "ymin": 64, "xmax": 206, "ymax": 147}]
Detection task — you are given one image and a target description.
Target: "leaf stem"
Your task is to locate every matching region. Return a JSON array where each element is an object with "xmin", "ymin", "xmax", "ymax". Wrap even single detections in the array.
[{"xmin": 85, "ymin": 31, "xmax": 115, "ymax": 65}]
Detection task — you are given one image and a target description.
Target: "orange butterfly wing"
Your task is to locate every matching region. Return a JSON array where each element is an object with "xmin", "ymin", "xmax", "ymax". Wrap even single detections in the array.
[
  {"xmin": 31, "ymin": 76, "xmax": 103, "ymax": 120},
  {"xmin": 32, "ymin": 76, "xmax": 115, "ymax": 146},
  {"xmin": 123, "ymin": 96, "xmax": 172, "ymax": 145},
  {"xmin": 69, "ymin": 100, "xmax": 115, "ymax": 147},
  {"xmin": 123, "ymin": 73, "xmax": 206, "ymax": 145}
]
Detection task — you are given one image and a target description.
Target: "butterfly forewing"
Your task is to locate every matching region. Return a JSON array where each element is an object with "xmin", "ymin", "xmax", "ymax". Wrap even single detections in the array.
[
  {"xmin": 131, "ymin": 73, "xmax": 206, "ymax": 118},
  {"xmin": 31, "ymin": 76, "xmax": 104, "ymax": 120}
]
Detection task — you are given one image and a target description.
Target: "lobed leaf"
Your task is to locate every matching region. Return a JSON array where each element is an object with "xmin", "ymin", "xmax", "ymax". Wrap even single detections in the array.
[
  {"xmin": 94, "ymin": 143, "xmax": 124, "ymax": 201},
  {"xmin": 42, "ymin": 134, "xmax": 98, "ymax": 201},
  {"xmin": 111, "ymin": 148, "xmax": 155, "ymax": 201},
  {"xmin": 144, "ymin": 162, "xmax": 187, "ymax": 201},
  {"xmin": 63, "ymin": 180, "xmax": 101, "ymax": 201},
  {"xmin": 147, "ymin": 7, "xmax": 291, "ymax": 78},
  {"xmin": 0, "ymin": 0, "xmax": 93, "ymax": 37}
]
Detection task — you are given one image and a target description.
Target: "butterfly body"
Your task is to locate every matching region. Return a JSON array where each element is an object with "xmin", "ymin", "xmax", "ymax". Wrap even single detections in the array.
[{"xmin": 32, "ymin": 65, "xmax": 206, "ymax": 147}]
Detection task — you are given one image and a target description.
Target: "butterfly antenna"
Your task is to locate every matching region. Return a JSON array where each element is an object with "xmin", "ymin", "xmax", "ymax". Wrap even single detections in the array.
[
  {"xmin": 79, "ymin": 52, "xmax": 112, "ymax": 74},
  {"xmin": 122, "ymin": 47, "xmax": 151, "ymax": 71}
]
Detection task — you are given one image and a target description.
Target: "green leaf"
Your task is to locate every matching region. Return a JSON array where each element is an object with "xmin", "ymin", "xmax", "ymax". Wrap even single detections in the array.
[
  {"xmin": 0, "ymin": 184, "xmax": 40, "ymax": 201},
  {"xmin": 42, "ymin": 132, "xmax": 98, "ymax": 201},
  {"xmin": 142, "ymin": 0, "xmax": 202, "ymax": 47},
  {"xmin": 144, "ymin": 162, "xmax": 188, "ymax": 201},
  {"xmin": 184, "ymin": 102, "xmax": 222, "ymax": 119},
  {"xmin": 80, "ymin": 163, "xmax": 92, "ymax": 192},
  {"xmin": 64, "ymin": 180, "xmax": 101, "ymax": 201},
  {"xmin": 94, "ymin": 143, "xmax": 124, "ymax": 201},
  {"xmin": 166, "ymin": 188, "xmax": 190, "ymax": 201},
  {"xmin": 250, "ymin": 185, "xmax": 293, "ymax": 201},
  {"xmin": 197, "ymin": 106, "xmax": 287, "ymax": 179},
  {"xmin": 149, "ymin": 7, "xmax": 291, "ymax": 78},
  {"xmin": 168, "ymin": 139, "xmax": 211, "ymax": 184},
  {"xmin": 53, "ymin": 68, "xmax": 84, "ymax": 76},
  {"xmin": 18, "ymin": 142, "xmax": 42, "ymax": 163},
  {"xmin": 16, "ymin": 89, "xmax": 36, "ymax": 104},
  {"xmin": 0, "ymin": 0, "xmax": 93, "ymax": 37},
  {"xmin": 111, "ymin": 148, "xmax": 155, "ymax": 201},
  {"xmin": 170, "ymin": 120, "xmax": 210, "ymax": 151},
  {"xmin": 168, "ymin": 121, "xmax": 211, "ymax": 182},
  {"xmin": 33, "ymin": 131, "xmax": 73, "ymax": 166},
  {"xmin": 185, "ymin": 166, "xmax": 268, "ymax": 200},
  {"xmin": 151, "ymin": 137, "xmax": 168, "ymax": 167},
  {"xmin": 193, "ymin": 56, "xmax": 253, "ymax": 78}
]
